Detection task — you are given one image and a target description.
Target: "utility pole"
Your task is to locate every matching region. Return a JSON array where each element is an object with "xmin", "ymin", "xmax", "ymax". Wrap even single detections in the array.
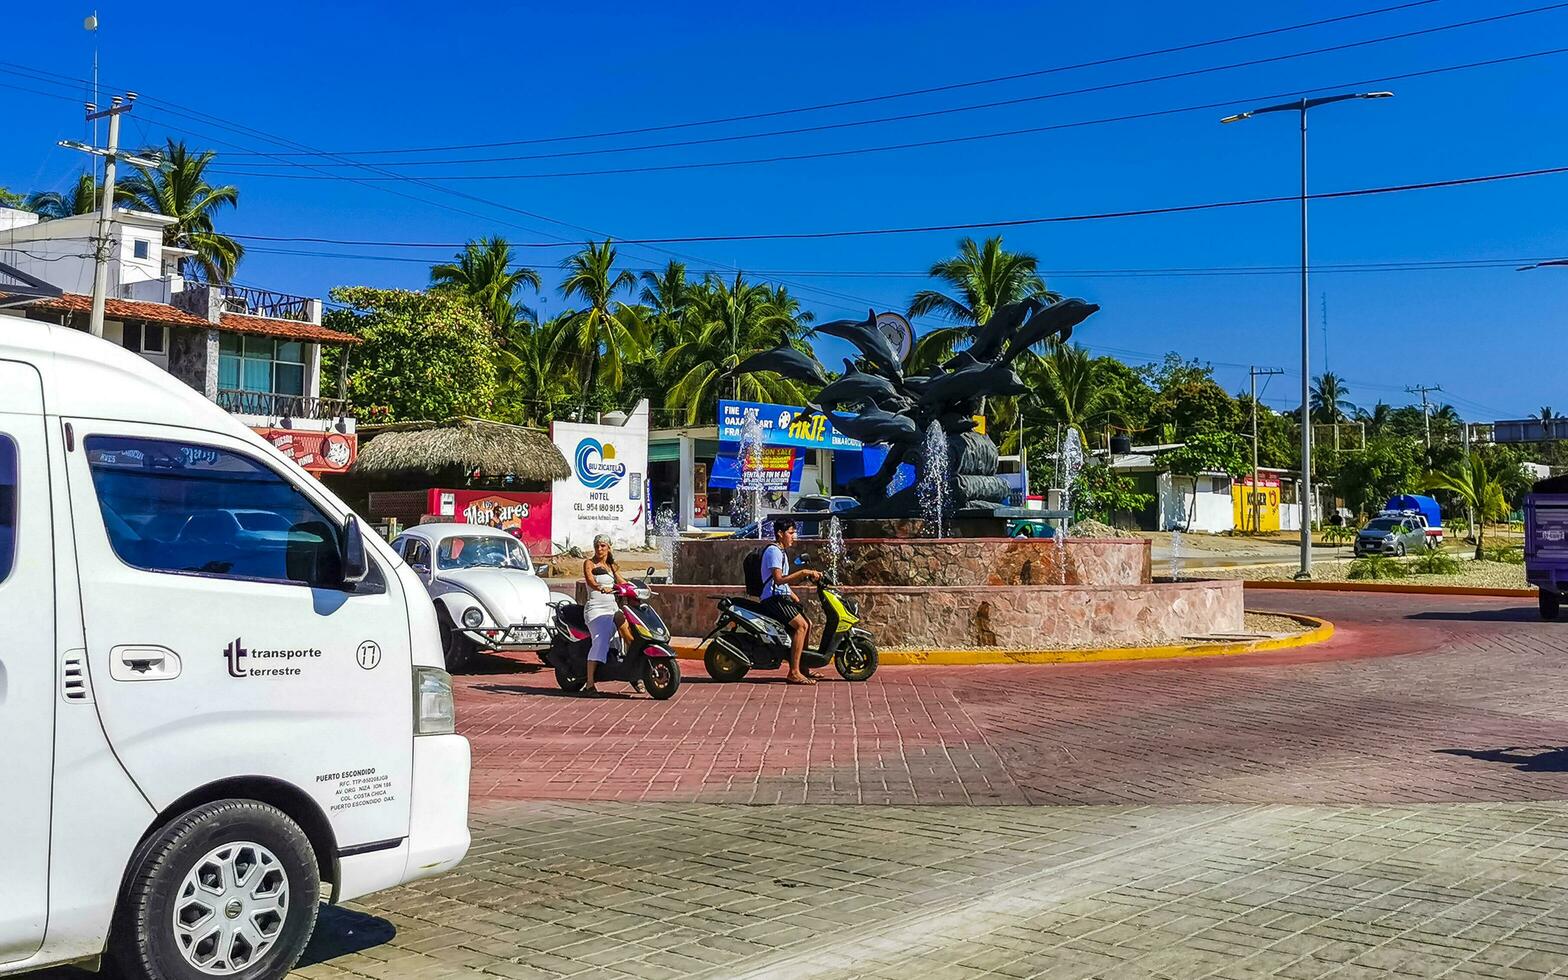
[
  {"xmin": 1406, "ymin": 383, "xmax": 1443, "ymax": 450},
  {"xmin": 1462, "ymin": 418, "xmax": 1475, "ymax": 544},
  {"xmin": 1222, "ymin": 90, "xmax": 1393, "ymax": 580},
  {"xmin": 58, "ymin": 92, "xmax": 159, "ymax": 339},
  {"xmin": 1249, "ymin": 367, "xmax": 1283, "ymax": 533}
]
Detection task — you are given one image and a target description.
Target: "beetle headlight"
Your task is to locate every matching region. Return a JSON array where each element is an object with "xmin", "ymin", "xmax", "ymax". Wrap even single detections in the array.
[{"xmin": 461, "ymin": 606, "xmax": 484, "ymax": 628}]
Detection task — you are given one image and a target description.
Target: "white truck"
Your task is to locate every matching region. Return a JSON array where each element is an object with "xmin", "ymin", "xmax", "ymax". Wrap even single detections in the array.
[{"xmin": 0, "ymin": 320, "xmax": 470, "ymax": 979}]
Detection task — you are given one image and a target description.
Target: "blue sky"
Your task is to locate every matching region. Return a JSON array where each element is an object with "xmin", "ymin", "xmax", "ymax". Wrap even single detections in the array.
[{"xmin": 2, "ymin": 0, "xmax": 1565, "ymax": 422}]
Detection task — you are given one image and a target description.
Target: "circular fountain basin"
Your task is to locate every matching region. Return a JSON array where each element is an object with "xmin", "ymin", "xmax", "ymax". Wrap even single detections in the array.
[
  {"xmin": 667, "ymin": 536, "xmax": 1243, "ymax": 650},
  {"xmin": 674, "ymin": 537, "xmax": 1150, "ymax": 587}
]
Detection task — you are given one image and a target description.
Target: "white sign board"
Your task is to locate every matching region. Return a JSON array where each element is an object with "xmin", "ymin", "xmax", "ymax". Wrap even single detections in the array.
[{"xmin": 550, "ymin": 400, "xmax": 649, "ymax": 551}]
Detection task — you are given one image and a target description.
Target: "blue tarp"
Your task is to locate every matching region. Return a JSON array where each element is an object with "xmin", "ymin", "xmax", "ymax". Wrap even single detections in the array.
[{"xmin": 1386, "ymin": 494, "xmax": 1442, "ymax": 528}]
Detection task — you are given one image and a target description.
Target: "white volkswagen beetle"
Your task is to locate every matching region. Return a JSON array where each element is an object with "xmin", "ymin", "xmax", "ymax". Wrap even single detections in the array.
[{"xmin": 392, "ymin": 523, "xmax": 558, "ymax": 671}]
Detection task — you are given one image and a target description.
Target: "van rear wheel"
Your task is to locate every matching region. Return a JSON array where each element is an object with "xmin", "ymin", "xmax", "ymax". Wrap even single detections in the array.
[
  {"xmin": 1541, "ymin": 589, "xmax": 1561, "ymax": 621},
  {"xmin": 112, "ymin": 800, "xmax": 319, "ymax": 980}
]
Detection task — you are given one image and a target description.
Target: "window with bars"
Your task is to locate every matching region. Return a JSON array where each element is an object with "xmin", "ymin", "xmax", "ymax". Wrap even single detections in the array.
[{"xmin": 218, "ymin": 335, "xmax": 306, "ymax": 395}]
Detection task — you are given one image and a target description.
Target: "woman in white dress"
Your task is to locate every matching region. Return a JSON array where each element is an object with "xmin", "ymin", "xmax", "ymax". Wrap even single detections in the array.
[{"xmin": 581, "ymin": 534, "xmax": 627, "ymax": 694}]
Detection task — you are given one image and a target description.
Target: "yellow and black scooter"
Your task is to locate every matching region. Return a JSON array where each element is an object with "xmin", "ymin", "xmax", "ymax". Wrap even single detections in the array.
[{"xmin": 700, "ymin": 553, "xmax": 879, "ymax": 682}]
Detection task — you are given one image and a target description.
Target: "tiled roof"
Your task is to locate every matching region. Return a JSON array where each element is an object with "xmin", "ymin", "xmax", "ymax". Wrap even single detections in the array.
[
  {"xmin": 219, "ymin": 312, "xmax": 361, "ymax": 345},
  {"xmin": 16, "ymin": 292, "xmax": 210, "ymax": 327},
  {"xmin": 0, "ymin": 292, "xmax": 360, "ymax": 345}
]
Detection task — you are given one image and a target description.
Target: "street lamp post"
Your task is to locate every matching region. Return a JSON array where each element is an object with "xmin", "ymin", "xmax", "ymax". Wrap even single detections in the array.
[{"xmin": 1222, "ymin": 91, "xmax": 1393, "ymax": 579}]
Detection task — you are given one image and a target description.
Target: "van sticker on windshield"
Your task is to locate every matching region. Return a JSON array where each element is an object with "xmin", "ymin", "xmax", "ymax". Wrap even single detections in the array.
[{"xmin": 223, "ymin": 637, "xmax": 323, "ymax": 678}]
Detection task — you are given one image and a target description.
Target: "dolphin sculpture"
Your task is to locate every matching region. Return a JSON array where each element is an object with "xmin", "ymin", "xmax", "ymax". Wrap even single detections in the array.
[
  {"xmin": 1003, "ymin": 299, "xmax": 1100, "ymax": 362},
  {"xmin": 812, "ymin": 309, "xmax": 903, "ymax": 381},
  {"xmin": 827, "ymin": 408, "xmax": 920, "ymax": 447},
  {"xmin": 916, "ymin": 359, "xmax": 1027, "ymax": 409},
  {"xmin": 967, "ymin": 298, "xmax": 1042, "ymax": 362},
  {"xmin": 733, "ymin": 345, "xmax": 828, "ymax": 386},
  {"xmin": 810, "ymin": 361, "xmax": 902, "ymax": 413}
]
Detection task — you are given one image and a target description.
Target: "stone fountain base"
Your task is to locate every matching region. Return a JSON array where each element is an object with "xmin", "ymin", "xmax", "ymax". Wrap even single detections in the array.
[
  {"xmin": 667, "ymin": 535, "xmax": 1241, "ymax": 651},
  {"xmin": 650, "ymin": 579, "xmax": 1243, "ymax": 650}
]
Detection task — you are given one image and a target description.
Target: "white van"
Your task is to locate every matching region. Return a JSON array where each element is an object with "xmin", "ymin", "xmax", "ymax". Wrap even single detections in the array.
[{"xmin": 0, "ymin": 321, "xmax": 470, "ymax": 979}]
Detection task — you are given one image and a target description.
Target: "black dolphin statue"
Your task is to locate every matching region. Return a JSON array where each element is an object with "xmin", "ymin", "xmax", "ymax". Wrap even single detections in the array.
[
  {"xmin": 916, "ymin": 359, "xmax": 1027, "ymax": 409},
  {"xmin": 966, "ymin": 298, "xmax": 1043, "ymax": 363},
  {"xmin": 812, "ymin": 310, "xmax": 903, "ymax": 381},
  {"xmin": 827, "ymin": 408, "xmax": 920, "ymax": 447},
  {"xmin": 733, "ymin": 345, "xmax": 828, "ymax": 386},
  {"xmin": 811, "ymin": 362, "xmax": 901, "ymax": 413},
  {"xmin": 1003, "ymin": 299, "xmax": 1100, "ymax": 362}
]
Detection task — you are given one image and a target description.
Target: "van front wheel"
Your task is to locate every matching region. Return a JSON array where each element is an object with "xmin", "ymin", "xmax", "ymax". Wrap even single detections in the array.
[{"xmin": 112, "ymin": 800, "xmax": 320, "ymax": 980}]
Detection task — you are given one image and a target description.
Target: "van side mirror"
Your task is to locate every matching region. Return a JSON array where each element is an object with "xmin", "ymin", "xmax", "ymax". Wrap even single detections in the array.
[{"xmin": 341, "ymin": 516, "xmax": 368, "ymax": 586}]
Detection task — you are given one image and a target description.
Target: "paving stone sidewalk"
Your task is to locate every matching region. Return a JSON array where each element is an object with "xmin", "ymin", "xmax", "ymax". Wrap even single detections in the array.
[{"xmin": 290, "ymin": 800, "xmax": 1568, "ymax": 979}]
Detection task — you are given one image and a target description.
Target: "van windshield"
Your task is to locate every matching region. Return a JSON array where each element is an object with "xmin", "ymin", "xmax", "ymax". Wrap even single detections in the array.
[{"xmin": 438, "ymin": 535, "xmax": 529, "ymax": 570}]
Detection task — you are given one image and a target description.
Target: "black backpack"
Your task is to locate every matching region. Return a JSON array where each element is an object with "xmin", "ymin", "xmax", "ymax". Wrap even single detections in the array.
[{"xmin": 743, "ymin": 549, "xmax": 766, "ymax": 598}]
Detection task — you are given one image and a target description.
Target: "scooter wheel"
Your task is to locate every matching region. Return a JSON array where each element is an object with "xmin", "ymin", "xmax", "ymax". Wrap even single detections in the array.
[
  {"xmin": 704, "ymin": 646, "xmax": 749, "ymax": 682},
  {"xmin": 555, "ymin": 664, "xmax": 586, "ymax": 692},
  {"xmin": 834, "ymin": 637, "xmax": 879, "ymax": 682},
  {"xmin": 643, "ymin": 657, "xmax": 681, "ymax": 700}
]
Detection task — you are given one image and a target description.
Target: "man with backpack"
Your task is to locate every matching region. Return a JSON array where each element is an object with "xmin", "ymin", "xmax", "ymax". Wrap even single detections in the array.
[{"xmin": 759, "ymin": 518, "xmax": 823, "ymax": 685}]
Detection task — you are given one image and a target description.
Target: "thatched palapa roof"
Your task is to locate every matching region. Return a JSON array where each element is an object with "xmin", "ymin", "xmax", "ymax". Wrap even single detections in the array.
[{"xmin": 354, "ymin": 416, "xmax": 570, "ymax": 482}]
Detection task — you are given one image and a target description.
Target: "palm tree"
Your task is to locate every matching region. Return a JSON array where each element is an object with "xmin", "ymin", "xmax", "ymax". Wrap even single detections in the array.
[
  {"xmin": 905, "ymin": 236, "xmax": 1059, "ymax": 372},
  {"xmin": 1025, "ymin": 344, "xmax": 1125, "ymax": 444},
  {"xmin": 430, "ymin": 237, "xmax": 540, "ymax": 332},
  {"xmin": 26, "ymin": 173, "xmax": 97, "ymax": 219},
  {"xmin": 1355, "ymin": 401, "xmax": 1393, "ymax": 435},
  {"xmin": 115, "ymin": 140, "xmax": 243, "ymax": 283},
  {"xmin": 1539, "ymin": 406, "xmax": 1557, "ymax": 425},
  {"xmin": 1310, "ymin": 372, "xmax": 1356, "ymax": 423},
  {"xmin": 496, "ymin": 312, "xmax": 573, "ymax": 426},
  {"xmin": 1423, "ymin": 453, "xmax": 1506, "ymax": 559},
  {"xmin": 638, "ymin": 260, "xmax": 690, "ymax": 325},
  {"xmin": 661, "ymin": 273, "xmax": 812, "ymax": 424},
  {"xmin": 552, "ymin": 240, "xmax": 642, "ymax": 407}
]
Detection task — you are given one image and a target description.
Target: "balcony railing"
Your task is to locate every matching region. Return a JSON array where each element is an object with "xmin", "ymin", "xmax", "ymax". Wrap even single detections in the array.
[
  {"xmin": 220, "ymin": 285, "xmax": 313, "ymax": 322},
  {"xmin": 217, "ymin": 389, "xmax": 348, "ymax": 421}
]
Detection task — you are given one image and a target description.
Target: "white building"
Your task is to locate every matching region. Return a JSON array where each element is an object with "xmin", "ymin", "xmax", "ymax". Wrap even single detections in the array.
[{"xmin": 0, "ymin": 205, "xmax": 362, "ymax": 474}]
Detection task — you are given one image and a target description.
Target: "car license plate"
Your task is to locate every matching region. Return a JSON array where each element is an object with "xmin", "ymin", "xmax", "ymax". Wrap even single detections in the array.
[{"xmin": 509, "ymin": 626, "xmax": 547, "ymax": 644}]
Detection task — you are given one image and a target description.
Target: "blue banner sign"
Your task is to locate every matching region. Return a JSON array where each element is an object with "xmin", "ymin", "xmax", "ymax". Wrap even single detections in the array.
[
  {"xmin": 708, "ymin": 446, "xmax": 805, "ymax": 492},
  {"xmin": 717, "ymin": 400, "xmax": 862, "ymax": 451}
]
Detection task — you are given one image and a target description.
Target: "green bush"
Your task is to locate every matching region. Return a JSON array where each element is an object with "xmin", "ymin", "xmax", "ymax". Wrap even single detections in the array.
[
  {"xmin": 1320, "ymin": 524, "xmax": 1356, "ymax": 548},
  {"xmin": 1348, "ymin": 556, "xmax": 1408, "ymax": 580},
  {"xmin": 1409, "ymin": 550, "xmax": 1461, "ymax": 575},
  {"xmin": 1480, "ymin": 544, "xmax": 1524, "ymax": 564}
]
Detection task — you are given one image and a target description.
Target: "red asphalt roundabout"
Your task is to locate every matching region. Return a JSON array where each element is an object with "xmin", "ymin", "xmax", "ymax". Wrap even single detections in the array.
[{"xmin": 456, "ymin": 590, "xmax": 1568, "ymax": 808}]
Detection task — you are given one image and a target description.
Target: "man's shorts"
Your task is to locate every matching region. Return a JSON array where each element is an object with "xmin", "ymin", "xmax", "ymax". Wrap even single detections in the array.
[{"xmin": 762, "ymin": 594, "xmax": 804, "ymax": 624}]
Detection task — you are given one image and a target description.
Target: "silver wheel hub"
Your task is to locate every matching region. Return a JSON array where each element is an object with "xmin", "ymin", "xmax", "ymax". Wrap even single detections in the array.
[{"xmin": 172, "ymin": 841, "xmax": 289, "ymax": 975}]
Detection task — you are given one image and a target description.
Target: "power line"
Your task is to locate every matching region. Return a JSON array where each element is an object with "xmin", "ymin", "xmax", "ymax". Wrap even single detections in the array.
[
  {"xmin": 211, "ymin": 5, "xmax": 1568, "ymax": 170},
  {"xmin": 222, "ymin": 163, "xmax": 1568, "ymax": 247},
  {"xmin": 199, "ymin": 1, "xmax": 1447, "ymax": 157},
  {"xmin": 236, "ymin": 247, "xmax": 1565, "ymax": 277},
  {"xmin": 205, "ymin": 47, "xmax": 1568, "ymax": 181}
]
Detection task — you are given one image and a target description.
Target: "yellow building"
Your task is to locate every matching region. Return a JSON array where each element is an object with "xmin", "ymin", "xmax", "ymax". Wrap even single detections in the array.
[{"xmin": 1232, "ymin": 473, "xmax": 1282, "ymax": 532}]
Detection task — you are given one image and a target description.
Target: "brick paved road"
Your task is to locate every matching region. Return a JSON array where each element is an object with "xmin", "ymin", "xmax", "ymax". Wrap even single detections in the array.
[
  {"xmin": 462, "ymin": 591, "xmax": 1568, "ymax": 806},
  {"xmin": 33, "ymin": 590, "xmax": 1568, "ymax": 978}
]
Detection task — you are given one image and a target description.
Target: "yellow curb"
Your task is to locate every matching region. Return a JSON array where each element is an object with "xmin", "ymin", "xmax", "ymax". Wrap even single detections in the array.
[
  {"xmin": 670, "ymin": 614, "xmax": 1333, "ymax": 667},
  {"xmin": 1240, "ymin": 580, "xmax": 1534, "ymax": 598}
]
